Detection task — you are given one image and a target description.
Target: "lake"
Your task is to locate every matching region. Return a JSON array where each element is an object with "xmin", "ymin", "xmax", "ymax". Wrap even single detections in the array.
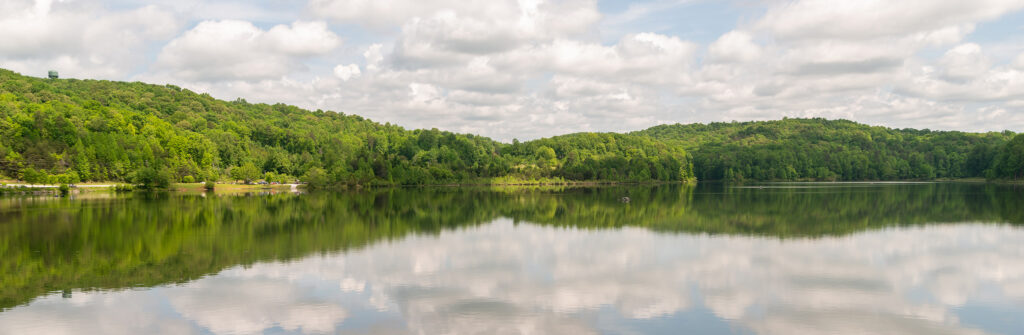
[{"xmin": 1, "ymin": 183, "xmax": 1022, "ymax": 334}]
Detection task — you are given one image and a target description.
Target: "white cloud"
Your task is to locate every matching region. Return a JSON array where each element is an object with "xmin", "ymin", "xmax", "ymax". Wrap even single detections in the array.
[
  {"xmin": 5, "ymin": 0, "xmax": 1024, "ymax": 140},
  {"xmin": 755, "ymin": 0, "xmax": 1024, "ymax": 41},
  {"xmin": 288, "ymin": 0, "xmax": 1024, "ymax": 139},
  {"xmin": 263, "ymin": 21, "xmax": 342, "ymax": 55},
  {"xmin": 108, "ymin": 0, "xmax": 299, "ymax": 22},
  {"xmin": 551, "ymin": 76, "xmax": 620, "ymax": 98},
  {"xmin": 894, "ymin": 44, "xmax": 1024, "ymax": 108},
  {"xmin": 939, "ymin": 43, "xmax": 992, "ymax": 81},
  {"xmin": 203, "ymin": 0, "xmax": 693, "ymax": 140},
  {"xmin": 309, "ymin": 0, "xmax": 600, "ymax": 36},
  {"xmin": 0, "ymin": 1, "xmax": 179, "ymax": 79},
  {"xmin": 154, "ymin": 20, "xmax": 340, "ymax": 82},
  {"xmin": 333, "ymin": 64, "xmax": 361, "ymax": 80},
  {"xmin": 364, "ymin": 43, "xmax": 384, "ymax": 71},
  {"xmin": 547, "ymin": 33, "xmax": 697, "ymax": 84},
  {"xmin": 708, "ymin": 30, "xmax": 761, "ymax": 63},
  {"xmin": 661, "ymin": 1, "xmax": 1024, "ymax": 134},
  {"xmin": 308, "ymin": 0, "xmax": 464, "ymax": 28},
  {"xmin": 1013, "ymin": 52, "xmax": 1024, "ymax": 70},
  {"xmin": 387, "ymin": 0, "xmax": 600, "ymax": 70}
]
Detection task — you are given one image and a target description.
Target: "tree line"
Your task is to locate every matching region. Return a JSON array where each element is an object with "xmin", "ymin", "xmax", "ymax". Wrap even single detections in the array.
[
  {"xmin": 0, "ymin": 69, "xmax": 693, "ymax": 188},
  {"xmin": 1, "ymin": 69, "xmax": 1021, "ymax": 186},
  {"xmin": 636, "ymin": 118, "xmax": 1023, "ymax": 181}
]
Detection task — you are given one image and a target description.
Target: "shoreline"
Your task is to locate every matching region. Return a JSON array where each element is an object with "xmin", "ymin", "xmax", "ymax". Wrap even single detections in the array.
[{"xmin": 3, "ymin": 178, "xmax": 1022, "ymax": 197}]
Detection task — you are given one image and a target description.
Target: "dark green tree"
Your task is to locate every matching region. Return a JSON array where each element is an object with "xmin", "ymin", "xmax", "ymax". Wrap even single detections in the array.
[{"xmin": 993, "ymin": 134, "xmax": 1024, "ymax": 179}]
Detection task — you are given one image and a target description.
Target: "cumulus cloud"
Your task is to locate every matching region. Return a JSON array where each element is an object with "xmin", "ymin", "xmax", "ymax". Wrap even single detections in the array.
[
  {"xmin": 707, "ymin": 30, "xmax": 761, "ymax": 63},
  {"xmin": 333, "ymin": 64, "xmax": 361, "ymax": 80},
  {"xmin": 755, "ymin": 0, "xmax": 1024, "ymax": 41},
  {"xmin": 895, "ymin": 44, "xmax": 1024, "ymax": 106},
  {"xmin": 1015, "ymin": 53, "xmax": 1024, "ymax": 70},
  {"xmin": 154, "ymin": 20, "xmax": 340, "ymax": 82},
  {"xmin": 310, "ymin": 0, "xmax": 600, "ymax": 36},
  {"xmin": 385, "ymin": 0, "xmax": 601, "ymax": 71},
  {"xmin": 187, "ymin": 0, "xmax": 696, "ymax": 140},
  {"xmin": 300, "ymin": 0, "xmax": 1024, "ymax": 138},
  {"xmin": 939, "ymin": 43, "xmax": 993, "ymax": 81},
  {"xmin": 661, "ymin": 0, "xmax": 1024, "ymax": 132},
  {"xmin": 0, "ymin": 0, "xmax": 179, "ymax": 79},
  {"xmin": 4, "ymin": 0, "xmax": 1024, "ymax": 140},
  {"xmin": 308, "ymin": 0, "xmax": 465, "ymax": 28},
  {"xmin": 547, "ymin": 33, "xmax": 697, "ymax": 83}
]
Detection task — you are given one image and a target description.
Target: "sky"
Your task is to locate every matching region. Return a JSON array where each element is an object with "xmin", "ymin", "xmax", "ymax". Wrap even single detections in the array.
[{"xmin": 1, "ymin": 0, "xmax": 1024, "ymax": 141}]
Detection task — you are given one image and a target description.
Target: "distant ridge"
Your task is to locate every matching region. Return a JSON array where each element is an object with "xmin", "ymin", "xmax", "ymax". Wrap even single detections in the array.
[{"xmin": 634, "ymin": 118, "xmax": 1018, "ymax": 181}]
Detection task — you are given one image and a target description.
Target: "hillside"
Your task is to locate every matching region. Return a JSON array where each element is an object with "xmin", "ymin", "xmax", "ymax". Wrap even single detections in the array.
[
  {"xmin": 3, "ymin": 68, "xmax": 1021, "ymax": 185},
  {"xmin": 635, "ymin": 118, "xmax": 1019, "ymax": 181},
  {"xmin": 0, "ymin": 69, "xmax": 693, "ymax": 186}
]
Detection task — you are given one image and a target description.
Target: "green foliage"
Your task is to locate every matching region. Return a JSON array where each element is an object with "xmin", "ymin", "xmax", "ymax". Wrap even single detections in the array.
[
  {"xmin": 19, "ymin": 167, "xmax": 46, "ymax": 185},
  {"xmin": 506, "ymin": 133, "xmax": 695, "ymax": 182},
  {"xmin": 58, "ymin": 183, "xmax": 69, "ymax": 196},
  {"xmin": 52, "ymin": 171, "xmax": 80, "ymax": 184},
  {"xmin": 534, "ymin": 145, "xmax": 557, "ymax": 169},
  {"xmin": 12, "ymin": 68, "xmax": 1016, "ymax": 184},
  {"xmin": 0, "ymin": 69, "xmax": 692, "ymax": 186},
  {"xmin": 132, "ymin": 166, "xmax": 171, "ymax": 190},
  {"xmin": 991, "ymin": 134, "xmax": 1024, "ymax": 179},
  {"xmin": 203, "ymin": 181, "xmax": 215, "ymax": 191},
  {"xmin": 301, "ymin": 167, "xmax": 329, "ymax": 189},
  {"xmin": 636, "ymin": 118, "xmax": 1016, "ymax": 181},
  {"xmin": 231, "ymin": 162, "xmax": 261, "ymax": 184}
]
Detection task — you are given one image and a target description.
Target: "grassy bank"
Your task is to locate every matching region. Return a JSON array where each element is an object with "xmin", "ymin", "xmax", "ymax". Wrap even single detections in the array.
[
  {"xmin": 0, "ymin": 181, "xmax": 296, "ymax": 196},
  {"xmin": 171, "ymin": 183, "xmax": 296, "ymax": 193},
  {"xmin": 417, "ymin": 176, "xmax": 696, "ymax": 187}
]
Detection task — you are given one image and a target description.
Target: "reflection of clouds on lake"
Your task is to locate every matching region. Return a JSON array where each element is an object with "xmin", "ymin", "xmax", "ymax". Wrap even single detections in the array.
[
  {"xmin": 312, "ymin": 221, "xmax": 1022, "ymax": 334},
  {"xmin": 168, "ymin": 278, "xmax": 349, "ymax": 334},
  {"xmin": 2, "ymin": 220, "xmax": 1023, "ymax": 334},
  {"xmin": 0, "ymin": 290, "xmax": 199, "ymax": 335}
]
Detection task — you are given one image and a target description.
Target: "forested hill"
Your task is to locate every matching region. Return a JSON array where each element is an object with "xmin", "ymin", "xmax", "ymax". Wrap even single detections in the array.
[
  {"xmin": 3, "ymin": 67, "xmax": 1021, "ymax": 186},
  {"xmin": 0, "ymin": 69, "xmax": 693, "ymax": 187},
  {"xmin": 636, "ymin": 119, "xmax": 1022, "ymax": 181}
]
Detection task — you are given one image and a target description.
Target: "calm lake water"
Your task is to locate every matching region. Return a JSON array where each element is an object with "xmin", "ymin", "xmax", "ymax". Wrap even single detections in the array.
[{"xmin": 1, "ymin": 183, "xmax": 1023, "ymax": 334}]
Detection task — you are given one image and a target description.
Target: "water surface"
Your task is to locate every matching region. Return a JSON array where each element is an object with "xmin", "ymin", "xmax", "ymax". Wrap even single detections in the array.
[{"xmin": 0, "ymin": 183, "xmax": 1022, "ymax": 334}]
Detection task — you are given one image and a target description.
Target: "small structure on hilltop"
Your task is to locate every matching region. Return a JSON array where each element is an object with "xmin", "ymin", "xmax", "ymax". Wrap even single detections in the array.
[{"xmin": 48, "ymin": 70, "xmax": 58, "ymax": 79}]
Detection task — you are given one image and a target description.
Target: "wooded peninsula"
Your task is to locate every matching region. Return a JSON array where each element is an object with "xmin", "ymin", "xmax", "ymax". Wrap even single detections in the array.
[{"xmin": 0, "ymin": 68, "xmax": 1022, "ymax": 189}]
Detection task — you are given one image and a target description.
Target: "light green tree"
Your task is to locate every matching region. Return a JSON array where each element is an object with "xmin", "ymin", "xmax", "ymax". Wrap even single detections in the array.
[
  {"xmin": 231, "ymin": 162, "xmax": 262, "ymax": 184},
  {"xmin": 535, "ymin": 146, "xmax": 557, "ymax": 169}
]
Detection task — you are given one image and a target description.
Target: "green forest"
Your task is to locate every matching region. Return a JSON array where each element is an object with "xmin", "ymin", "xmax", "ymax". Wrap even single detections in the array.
[
  {"xmin": 0, "ymin": 68, "xmax": 1022, "ymax": 186},
  {"xmin": 0, "ymin": 69, "xmax": 692, "ymax": 188},
  {"xmin": 637, "ymin": 118, "xmax": 1024, "ymax": 181}
]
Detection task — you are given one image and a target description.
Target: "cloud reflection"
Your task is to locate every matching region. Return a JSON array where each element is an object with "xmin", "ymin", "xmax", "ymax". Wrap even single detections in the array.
[{"xmin": 1, "ymin": 220, "xmax": 1023, "ymax": 334}]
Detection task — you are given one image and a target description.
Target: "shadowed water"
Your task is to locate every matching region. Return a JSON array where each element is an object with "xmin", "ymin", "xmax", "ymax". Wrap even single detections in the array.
[{"xmin": 0, "ymin": 183, "xmax": 1023, "ymax": 334}]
